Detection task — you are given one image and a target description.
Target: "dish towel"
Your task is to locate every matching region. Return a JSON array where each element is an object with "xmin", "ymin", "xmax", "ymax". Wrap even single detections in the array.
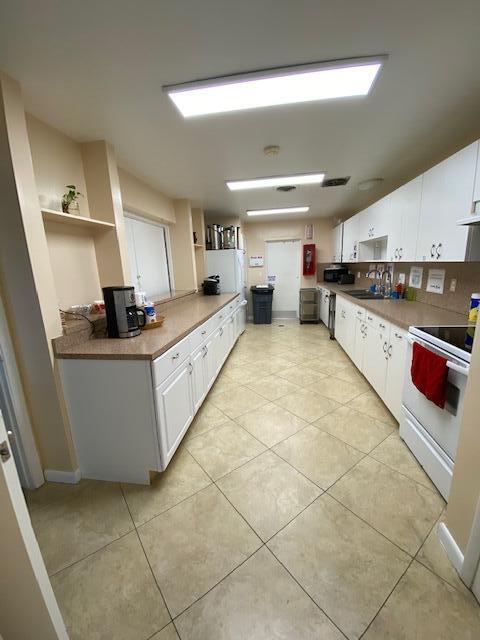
[{"xmin": 411, "ymin": 341, "xmax": 448, "ymax": 409}]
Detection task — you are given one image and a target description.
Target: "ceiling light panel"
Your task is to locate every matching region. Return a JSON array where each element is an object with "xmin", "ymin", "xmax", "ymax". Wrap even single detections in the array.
[
  {"xmin": 227, "ymin": 172, "xmax": 325, "ymax": 191},
  {"xmin": 164, "ymin": 57, "xmax": 385, "ymax": 117},
  {"xmin": 246, "ymin": 206, "xmax": 310, "ymax": 217}
]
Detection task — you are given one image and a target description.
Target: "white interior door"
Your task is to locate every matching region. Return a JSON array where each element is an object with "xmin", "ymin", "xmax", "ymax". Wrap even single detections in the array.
[
  {"xmin": 124, "ymin": 214, "xmax": 171, "ymax": 299},
  {"xmin": 266, "ymin": 240, "xmax": 301, "ymax": 318}
]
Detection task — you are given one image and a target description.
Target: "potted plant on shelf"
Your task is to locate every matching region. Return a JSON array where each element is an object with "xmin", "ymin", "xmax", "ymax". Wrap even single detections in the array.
[{"xmin": 61, "ymin": 185, "xmax": 83, "ymax": 214}]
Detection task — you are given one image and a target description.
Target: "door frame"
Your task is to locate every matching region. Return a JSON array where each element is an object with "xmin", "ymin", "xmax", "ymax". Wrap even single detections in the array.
[
  {"xmin": 265, "ymin": 237, "xmax": 302, "ymax": 319},
  {"xmin": 0, "ymin": 293, "xmax": 43, "ymax": 489},
  {"xmin": 0, "ymin": 411, "xmax": 68, "ymax": 638},
  {"xmin": 124, "ymin": 211, "xmax": 175, "ymax": 293}
]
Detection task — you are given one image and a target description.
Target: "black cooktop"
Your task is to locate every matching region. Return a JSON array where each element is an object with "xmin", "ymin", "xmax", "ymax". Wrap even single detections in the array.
[{"xmin": 419, "ymin": 325, "xmax": 475, "ymax": 354}]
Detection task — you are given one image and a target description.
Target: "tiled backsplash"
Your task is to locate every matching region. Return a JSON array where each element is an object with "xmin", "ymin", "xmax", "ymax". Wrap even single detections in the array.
[{"xmin": 318, "ymin": 262, "xmax": 480, "ymax": 317}]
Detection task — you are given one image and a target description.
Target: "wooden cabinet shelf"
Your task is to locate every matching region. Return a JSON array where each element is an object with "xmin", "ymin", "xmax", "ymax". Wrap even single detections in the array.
[
  {"xmin": 193, "ymin": 243, "xmax": 204, "ymax": 248},
  {"xmin": 41, "ymin": 208, "xmax": 115, "ymax": 232}
]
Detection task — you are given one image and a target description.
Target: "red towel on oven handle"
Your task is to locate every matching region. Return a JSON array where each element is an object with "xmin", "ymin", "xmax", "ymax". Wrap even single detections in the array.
[{"xmin": 411, "ymin": 341, "xmax": 448, "ymax": 409}]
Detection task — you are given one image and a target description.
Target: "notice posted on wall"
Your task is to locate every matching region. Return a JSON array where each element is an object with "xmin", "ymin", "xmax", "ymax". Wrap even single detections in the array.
[
  {"xmin": 249, "ymin": 255, "xmax": 264, "ymax": 267},
  {"xmin": 426, "ymin": 268, "xmax": 446, "ymax": 294},
  {"xmin": 267, "ymin": 275, "xmax": 276, "ymax": 283},
  {"xmin": 409, "ymin": 266, "xmax": 423, "ymax": 289}
]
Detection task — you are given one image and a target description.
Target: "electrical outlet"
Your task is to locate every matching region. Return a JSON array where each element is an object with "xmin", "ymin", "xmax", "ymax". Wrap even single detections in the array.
[
  {"xmin": 398, "ymin": 273, "xmax": 406, "ymax": 284},
  {"xmin": 450, "ymin": 278, "xmax": 457, "ymax": 292},
  {"xmin": 357, "ymin": 272, "xmax": 361, "ymax": 279}
]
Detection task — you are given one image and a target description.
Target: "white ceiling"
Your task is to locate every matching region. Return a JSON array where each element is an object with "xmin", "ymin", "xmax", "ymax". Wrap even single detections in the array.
[{"xmin": 1, "ymin": 1, "xmax": 480, "ymax": 221}]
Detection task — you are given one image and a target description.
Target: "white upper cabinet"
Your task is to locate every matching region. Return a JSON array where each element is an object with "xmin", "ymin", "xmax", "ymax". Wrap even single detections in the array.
[
  {"xmin": 332, "ymin": 223, "xmax": 343, "ymax": 262},
  {"xmin": 342, "ymin": 216, "xmax": 359, "ymax": 263},
  {"xmin": 387, "ymin": 176, "xmax": 422, "ymax": 262},
  {"xmin": 416, "ymin": 141, "xmax": 478, "ymax": 261},
  {"xmin": 338, "ymin": 140, "xmax": 480, "ymax": 264}
]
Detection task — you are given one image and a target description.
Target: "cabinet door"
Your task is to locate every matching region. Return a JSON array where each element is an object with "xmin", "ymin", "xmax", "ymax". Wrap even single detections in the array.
[
  {"xmin": 336, "ymin": 297, "xmax": 355, "ymax": 359},
  {"xmin": 320, "ymin": 289, "xmax": 330, "ymax": 325},
  {"xmin": 388, "ymin": 177, "xmax": 422, "ymax": 262},
  {"xmin": 416, "ymin": 142, "xmax": 477, "ymax": 262},
  {"xmin": 384, "ymin": 328, "xmax": 408, "ymax": 421},
  {"xmin": 204, "ymin": 334, "xmax": 217, "ymax": 389},
  {"xmin": 353, "ymin": 320, "xmax": 367, "ymax": 370},
  {"xmin": 362, "ymin": 325, "xmax": 389, "ymax": 397},
  {"xmin": 342, "ymin": 216, "xmax": 359, "ymax": 263},
  {"xmin": 332, "ymin": 224, "xmax": 343, "ymax": 262},
  {"xmin": 191, "ymin": 345, "xmax": 207, "ymax": 412},
  {"xmin": 155, "ymin": 361, "xmax": 194, "ymax": 467}
]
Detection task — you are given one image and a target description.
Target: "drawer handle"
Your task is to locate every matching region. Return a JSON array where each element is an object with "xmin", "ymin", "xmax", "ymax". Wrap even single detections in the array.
[
  {"xmin": 220, "ymin": 328, "xmax": 224, "ymax": 336},
  {"xmin": 202, "ymin": 346, "xmax": 208, "ymax": 357},
  {"xmin": 388, "ymin": 344, "xmax": 393, "ymax": 358},
  {"xmin": 367, "ymin": 315, "xmax": 373, "ymax": 321},
  {"xmin": 172, "ymin": 352, "xmax": 180, "ymax": 360},
  {"xmin": 379, "ymin": 323, "xmax": 386, "ymax": 329},
  {"xmin": 201, "ymin": 330, "xmax": 207, "ymax": 335}
]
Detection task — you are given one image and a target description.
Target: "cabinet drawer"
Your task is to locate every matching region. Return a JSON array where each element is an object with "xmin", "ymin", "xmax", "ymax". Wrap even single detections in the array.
[
  {"xmin": 190, "ymin": 318, "xmax": 214, "ymax": 351},
  {"xmin": 211, "ymin": 307, "xmax": 229, "ymax": 331},
  {"xmin": 365, "ymin": 310, "xmax": 390, "ymax": 334},
  {"xmin": 354, "ymin": 306, "xmax": 366, "ymax": 321},
  {"xmin": 152, "ymin": 335, "xmax": 192, "ymax": 386}
]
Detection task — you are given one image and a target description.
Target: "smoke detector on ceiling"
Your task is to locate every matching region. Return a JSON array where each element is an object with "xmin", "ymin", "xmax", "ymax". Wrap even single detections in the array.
[
  {"xmin": 263, "ymin": 145, "xmax": 280, "ymax": 157},
  {"xmin": 276, "ymin": 185, "xmax": 297, "ymax": 192},
  {"xmin": 358, "ymin": 178, "xmax": 384, "ymax": 191}
]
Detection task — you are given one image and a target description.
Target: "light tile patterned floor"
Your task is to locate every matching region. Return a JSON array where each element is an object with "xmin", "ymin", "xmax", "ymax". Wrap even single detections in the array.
[{"xmin": 26, "ymin": 321, "xmax": 480, "ymax": 639}]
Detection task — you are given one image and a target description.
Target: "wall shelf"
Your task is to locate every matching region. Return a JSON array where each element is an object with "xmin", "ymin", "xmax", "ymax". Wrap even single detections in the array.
[
  {"xmin": 457, "ymin": 215, "xmax": 480, "ymax": 226},
  {"xmin": 41, "ymin": 208, "xmax": 116, "ymax": 231},
  {"xmin": 193, "ymin": 243, "xmax": 204, "ymax": 249}
]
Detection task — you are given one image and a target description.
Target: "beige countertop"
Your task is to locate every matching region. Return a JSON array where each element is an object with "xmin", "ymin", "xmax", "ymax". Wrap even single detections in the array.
[
  {"xmin": 54, "ymin": 293, "xmax": 239, "ymax": 361},
  {"xmin": 320, "ymin": 282, "xmax": 467, "ymax": 330}
]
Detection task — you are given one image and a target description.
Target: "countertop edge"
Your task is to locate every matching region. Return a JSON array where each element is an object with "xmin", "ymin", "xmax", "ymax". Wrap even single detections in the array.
[
  {"xmin": 319, "ymin": 282, "xmax": 466, "ymax": 330},
  {"xmin": 55, "ymin": 293, "xmax": 240, "ymax": 361}
]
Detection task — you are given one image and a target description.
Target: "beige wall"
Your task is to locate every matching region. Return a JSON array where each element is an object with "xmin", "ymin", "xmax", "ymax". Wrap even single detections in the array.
[
  {"xmin": 26, "ymin": 113, "xmax": 102, "ymax": 309},
  {"xmin": 446, "ymin": 331, "xmax": 480, "ymax": 552},
  {"xmin": 0, "ymin": 72, "xmax": 77, "ymax": 472},
  {"xmin": 243, "ymin": 217, "xmax": 333, "ymax": 289},
  {"xmin": 26, "ymin": 113, "xmax": 90, "ymax": 217},
  {"xmin": 119, "ymin": 168, "xmax": 176, "ymax": 224},
  {"xmin": 44, "ymin": 223, "xmax": 102, "ymax": 309},
  {"xmin": 170, "ymin": 199, "xmax": 197, "ymax": 291}
]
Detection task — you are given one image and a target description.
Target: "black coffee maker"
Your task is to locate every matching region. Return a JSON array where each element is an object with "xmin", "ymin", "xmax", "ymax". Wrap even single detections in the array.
[{"xmin": 103, "ymin": 286, "xmax": 146, "ymax": 338}]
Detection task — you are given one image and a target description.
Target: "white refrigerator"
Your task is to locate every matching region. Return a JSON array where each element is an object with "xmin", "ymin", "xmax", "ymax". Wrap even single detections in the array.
[{"xmin": 205, "ymin": 249, "xmax": 246, "ymax": 300}]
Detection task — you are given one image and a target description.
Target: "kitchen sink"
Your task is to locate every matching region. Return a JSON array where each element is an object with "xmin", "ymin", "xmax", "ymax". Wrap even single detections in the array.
[{"xmin": 343, "ymin": 289, "xmax": 388, "ymax": 300}]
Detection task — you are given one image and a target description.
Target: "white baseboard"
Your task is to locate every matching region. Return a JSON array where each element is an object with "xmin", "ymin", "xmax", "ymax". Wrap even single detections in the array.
[
  {"xmin": 438, "ymin": 522, "xmax": 464, "ymax": 573},
  {"xmin": 44, "ymin": 468, "xmax": 81, "ymax": 484}
]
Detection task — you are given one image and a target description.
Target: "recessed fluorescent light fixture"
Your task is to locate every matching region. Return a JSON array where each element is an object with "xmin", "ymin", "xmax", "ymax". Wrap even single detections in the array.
[
  {"xmin": 164, "ymin": 56, "xmax": 386, "ymax": 117},
  {"xmin": 227, "ymin": 172, "xmax": 325, "ymax": 191},
  {"xmin": 246, "ymin": 206, "xmax": 310, "ymax": 217}
]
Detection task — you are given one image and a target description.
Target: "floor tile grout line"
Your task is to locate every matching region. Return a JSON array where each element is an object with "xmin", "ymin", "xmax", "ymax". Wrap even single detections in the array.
[
  {"xmin": 119, "ymin": 483, "xmax": 175, "ymax": 626},
  {"xmin": 364, "ymin": 451, "xmax": 445, "ymax": 499},
  {"xmin": 48, "ymin": 527, "xmax": 135, "ymax": 579},
  {"xmin": 358, "ymin": 554, "xmax": 416, "ymax": 639},
  {"xmin": 325, "ymin": 491, "xmax": 417, "ymax": 560},
  {"xmin": 263, "ymin": 545, "xmax": 349, "ymax": 640},
  {"xmin": 310, "ymin": 413, "xmax": 395, "ymax": 456},
  {"xmin": 170, "ymin": 544, "xmax": 266, "ymax": 624}
]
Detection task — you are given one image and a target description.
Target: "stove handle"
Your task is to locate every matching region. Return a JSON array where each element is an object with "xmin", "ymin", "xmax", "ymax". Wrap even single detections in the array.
[{"xmin": 406, "ymin": 336, "xmax": 470, "ymax": 376}]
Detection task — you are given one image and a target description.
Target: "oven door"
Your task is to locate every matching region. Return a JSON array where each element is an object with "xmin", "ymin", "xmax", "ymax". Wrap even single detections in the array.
[{"xmin": 402, "ymin": 334, "xmax": 469, "ymax": 460}]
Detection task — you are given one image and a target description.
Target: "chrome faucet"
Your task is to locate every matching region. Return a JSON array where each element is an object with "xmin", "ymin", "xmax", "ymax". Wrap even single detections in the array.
[{"xmin": 365, "ymin": 268, "xmax": 392, "ymax": 297}]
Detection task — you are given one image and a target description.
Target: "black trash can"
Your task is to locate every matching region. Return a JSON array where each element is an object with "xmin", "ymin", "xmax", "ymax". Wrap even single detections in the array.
[{"xmin": 250, "ymin": 285, "xmax": 274, "ymax": 324}]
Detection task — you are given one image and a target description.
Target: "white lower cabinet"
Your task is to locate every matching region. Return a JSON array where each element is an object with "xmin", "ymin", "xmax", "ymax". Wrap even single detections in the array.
[
  {"xmin": 362, "ymin": 322, "xmax": 390, "ymax": 398},
  {"xmin": 383, "ymin": 328, "xmax": 408, "ymax": 421},
  {"xmin": 155, "ymin": 360, "xmax": 194, "ymax": 468},
  {"xmin": 319, "ymin": 287, "xmax": 330, "ymax": 326},
  {"xmin": 60, "ymin": 297, "xmax": 246, "ymax": 485},
  {"xmin": 335, "ymin": 295, "xmax": 407, "ymax": 421}
]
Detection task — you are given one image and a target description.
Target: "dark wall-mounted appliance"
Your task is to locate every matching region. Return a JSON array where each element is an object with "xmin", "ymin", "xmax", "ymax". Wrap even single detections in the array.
[
  {"xmin": 323, "ymin": 266, "xmax": 349, "ymax": 283},
  {"xmin": 103, "ymin": 286, "xmax": 146, "ymax": 338}
]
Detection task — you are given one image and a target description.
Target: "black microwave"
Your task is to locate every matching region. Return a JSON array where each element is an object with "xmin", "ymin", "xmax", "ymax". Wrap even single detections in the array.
[{"xmin": 323, "ymin": 266, "xmax": 348, "ymax": 283}]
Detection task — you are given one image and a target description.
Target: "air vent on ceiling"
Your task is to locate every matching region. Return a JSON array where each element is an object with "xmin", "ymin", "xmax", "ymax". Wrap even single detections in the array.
[
  {"xmin": 322, "ymin": 176, "xmax": 351, "ymax": 187},
  {"xmin": 276, "ymin": 185, "xmax": 297, "ymax": 192}
]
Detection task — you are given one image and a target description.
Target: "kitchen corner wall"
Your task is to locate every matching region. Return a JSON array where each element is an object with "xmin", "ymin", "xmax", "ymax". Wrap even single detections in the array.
[
  {"xmin": 243, "ymin": 217, "xmax": 333, "ymax": 290},
  {"xmin": 344, "ymin": 261, "xmax": 480, "ymax": 316}
]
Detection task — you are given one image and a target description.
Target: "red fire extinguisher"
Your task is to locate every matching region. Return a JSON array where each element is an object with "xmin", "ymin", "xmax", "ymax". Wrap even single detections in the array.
[{"xmin": 303, "ymin": 243, "xmax": 316, "ymax": 276}]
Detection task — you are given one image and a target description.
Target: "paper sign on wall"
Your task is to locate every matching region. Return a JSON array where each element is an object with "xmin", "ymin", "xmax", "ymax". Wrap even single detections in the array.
[
  {"xmin": 426, "ymin": 269, "xmax": 446, "ymax": 294},
  {"xmin": 249, "ymin": 255, "xmax": 264, "ymax": 267},
  {"xmin": 409, "ymin": 266, "xmax": 423, "ymax": 289},
  {"xmin": 267, "ymin": 275, "xmax": 276, "ymax": 283}
]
